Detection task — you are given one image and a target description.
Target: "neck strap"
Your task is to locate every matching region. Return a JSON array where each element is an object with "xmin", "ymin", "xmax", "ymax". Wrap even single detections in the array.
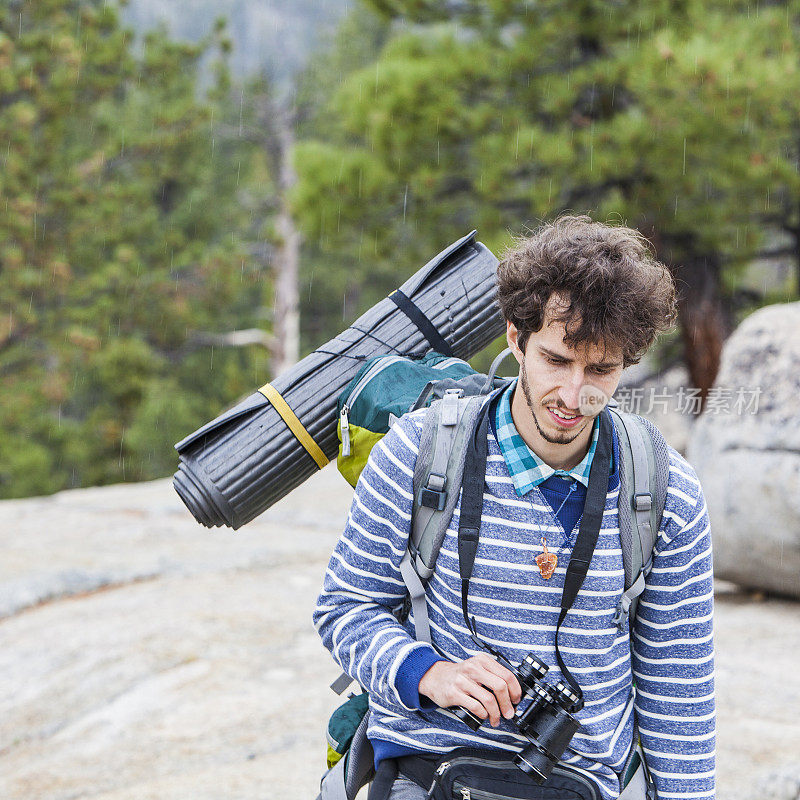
[{"xmin": 457, "ymin": 404, "xmax": 613, "ymax": 712}]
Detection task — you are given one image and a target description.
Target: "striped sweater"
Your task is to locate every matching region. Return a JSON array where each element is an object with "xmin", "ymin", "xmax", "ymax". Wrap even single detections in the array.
[{"xmin": 314, "ymin": 407, "xmax": 715, "ymax": 799}]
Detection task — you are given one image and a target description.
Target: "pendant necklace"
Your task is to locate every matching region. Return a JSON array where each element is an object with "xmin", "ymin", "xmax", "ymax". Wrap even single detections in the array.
[{"xmin": 532, "ymin": 480, "xmax": 580, "ymax": 580}]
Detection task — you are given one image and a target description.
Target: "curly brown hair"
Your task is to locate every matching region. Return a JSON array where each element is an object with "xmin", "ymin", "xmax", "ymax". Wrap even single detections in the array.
[{"xmin": 496, "ymin": 214, "xmax": 677, "ymax": 367}]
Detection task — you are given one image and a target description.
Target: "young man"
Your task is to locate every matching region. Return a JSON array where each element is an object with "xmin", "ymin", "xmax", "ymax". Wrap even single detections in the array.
[{"xmin": 314, "ymin": 215, "xmax": 715, "ymax": 799}]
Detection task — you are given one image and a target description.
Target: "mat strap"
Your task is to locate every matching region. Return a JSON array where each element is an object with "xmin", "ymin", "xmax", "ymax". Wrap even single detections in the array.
[
  {"xmin": 258, "ymin": 383, "xmax": 329, "ymax": 469},
  {"xmin": 389, "ymin": 289, "xmax": 454, "ymax": 356}
]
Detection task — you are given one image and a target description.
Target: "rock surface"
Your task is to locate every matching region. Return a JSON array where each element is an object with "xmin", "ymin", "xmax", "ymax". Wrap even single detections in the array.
[
  {"xmin": 687, "ymin": 301, "xmax": 800, "ymax": 598},
  {"xmin": 0, "ymin": 468, "xmax": 798, "ymax": 799},
  {"xmin": 758, "ymin": 767, "xmax": 800, "ymax": 800}
]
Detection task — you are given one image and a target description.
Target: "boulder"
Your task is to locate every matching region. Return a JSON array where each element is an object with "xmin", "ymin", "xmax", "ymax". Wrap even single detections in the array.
[
  {"xmin": 687, "ymin": 302, "xmax": 800, "ymax": 598},
  {"xmin": 616, "ymin": 362, "xmax": 693, "ymax": 454}
]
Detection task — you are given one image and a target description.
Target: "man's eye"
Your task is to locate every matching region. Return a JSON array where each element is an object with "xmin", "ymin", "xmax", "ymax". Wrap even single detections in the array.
[
  {"xmin": 546, "ymin": 356, "xmax": 566, "ymax": 365},
  {"xmin": 591, "ymin": 367, "xmax": 611, "ymax": 375}
]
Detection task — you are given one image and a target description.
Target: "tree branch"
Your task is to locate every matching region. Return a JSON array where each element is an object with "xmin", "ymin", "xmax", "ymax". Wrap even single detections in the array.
[{"xmin": 189, "ymin": 328, "xmax": 276, "ymax": 349}]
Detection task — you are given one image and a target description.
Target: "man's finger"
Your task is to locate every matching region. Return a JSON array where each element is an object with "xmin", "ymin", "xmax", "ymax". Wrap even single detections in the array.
[
  {"xmin": 481, "ymin": 659, "xmax": 523, "ymax": 704},
  {"xmin": 454, "ymin": 692, "xmax": 489, "ymax": 723},
  {"xmin": 465, "ymin": 681, "xmax": 503, "ymax": 727},
  {"xmin": 476, "ymin": 670, "xmax": 516, "ymax": 720}
]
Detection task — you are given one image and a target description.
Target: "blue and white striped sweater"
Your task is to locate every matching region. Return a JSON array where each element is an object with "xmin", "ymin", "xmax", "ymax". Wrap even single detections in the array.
[{"xmin": 314, "ymin": 408, "xmax": 715, "ymax": 799}]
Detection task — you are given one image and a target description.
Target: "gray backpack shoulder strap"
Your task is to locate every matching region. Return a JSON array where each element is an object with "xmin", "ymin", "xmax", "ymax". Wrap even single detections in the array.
[
  {"xmin": 411, "ymin": 391, "xmax": 485, "ymax": 576},
  {"xmin": 399, "ymin": 392, "xmax": 484, "ymax": 643},
  {"xmin": 329, "ymin": 393, "xmax": 477, "ymax": 687},
  {"xmin": 399, "ymin": 352, "xmax": 514, "ymax": 644},
  {"xmin": 609, "ymin": 407, "xmax": 670, "ymax": 629}
]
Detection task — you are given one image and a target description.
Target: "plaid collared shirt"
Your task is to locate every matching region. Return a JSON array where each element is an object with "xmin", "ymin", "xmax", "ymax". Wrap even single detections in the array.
[{"xmin": 493, "ymin": 379, "xmax": 600, "ymax": 497}]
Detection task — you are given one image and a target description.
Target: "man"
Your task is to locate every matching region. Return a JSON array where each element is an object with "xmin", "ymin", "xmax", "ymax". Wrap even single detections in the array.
[{"xmin": 314, "ymin": 215, "xmax": 715, "ymax": 799}]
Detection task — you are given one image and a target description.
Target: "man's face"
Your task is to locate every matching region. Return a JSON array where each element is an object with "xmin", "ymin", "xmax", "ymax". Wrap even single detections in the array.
[{"xmin": 507, "ymin": 299, "xmax": 625, "ymax": 448}]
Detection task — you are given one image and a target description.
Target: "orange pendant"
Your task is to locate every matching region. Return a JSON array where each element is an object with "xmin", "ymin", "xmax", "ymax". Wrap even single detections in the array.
[{"xmin": 536, "ymin": 537, "xmax": 557, "ymax": 580}]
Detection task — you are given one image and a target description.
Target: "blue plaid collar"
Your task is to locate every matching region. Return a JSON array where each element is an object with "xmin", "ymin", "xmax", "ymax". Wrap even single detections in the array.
[{"xmin": 493, "ymin": 379, "xmax": 601, "ymax": 497}]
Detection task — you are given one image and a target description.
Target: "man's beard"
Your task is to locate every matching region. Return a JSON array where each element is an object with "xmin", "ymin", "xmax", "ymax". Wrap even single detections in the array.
[{"xmin": 519, "ymin": 363, "xmax": 587, "ymax": 445}]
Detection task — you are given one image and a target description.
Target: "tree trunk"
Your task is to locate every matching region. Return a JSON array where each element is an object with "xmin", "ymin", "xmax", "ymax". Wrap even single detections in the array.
[
  {"xmin": 671, "ymin": 252, "xmax": 732, "ymax": 403},
  {"xmin": 270, "ymin": 109, "xmax": 300, "ymax": 378},
  {"xmin": 646, "ymin": 225, "xmax": 731, "ymax": 407},
  {"xmin": 795, "ymin": 191, "xmax": 800, "ymax": 297}
]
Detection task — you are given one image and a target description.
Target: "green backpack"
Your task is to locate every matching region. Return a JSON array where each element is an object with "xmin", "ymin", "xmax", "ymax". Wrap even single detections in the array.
[
  {"xmin": 320, "ymin": 349, "xmax": 669, "ymax": 800},
  {"xmin": 337, "ymin": 351, "xmax": 483, "ymax": 487}
]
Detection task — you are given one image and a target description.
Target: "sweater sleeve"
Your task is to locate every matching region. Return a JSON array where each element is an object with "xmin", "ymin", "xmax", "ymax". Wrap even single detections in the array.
[
  {"xmin": 313, "ymin": 412, "xmax": 443, "ymax": 712},
  {"xmin": 632, "ymin": 449, "xmax": 715, "ymax": 799}
]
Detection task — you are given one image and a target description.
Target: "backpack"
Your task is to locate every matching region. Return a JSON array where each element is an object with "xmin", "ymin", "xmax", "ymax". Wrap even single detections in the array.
[
  {"xmin": 318, "ymin": 350, "xmax": 669, "ymax": 800},
  {"xmin": 336, "ymin": 351, "xmax": 482, "ymax": 488}
]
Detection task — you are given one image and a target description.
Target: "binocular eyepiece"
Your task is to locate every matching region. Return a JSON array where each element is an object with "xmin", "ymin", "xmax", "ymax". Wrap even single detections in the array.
[{"xmin": 451, "ymin": 653, "xmax": 581, "ymax": 784}]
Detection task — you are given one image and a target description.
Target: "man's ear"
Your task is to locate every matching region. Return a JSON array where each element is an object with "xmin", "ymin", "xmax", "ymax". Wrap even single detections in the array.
[{"xmin": 506, "ymin": 321, "xmax": 523, "ymax": 366}]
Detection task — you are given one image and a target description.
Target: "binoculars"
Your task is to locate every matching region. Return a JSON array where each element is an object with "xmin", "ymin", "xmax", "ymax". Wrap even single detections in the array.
[{"xmin": 452, "ymin": 653, "xmax": 581, "ymax": 784}]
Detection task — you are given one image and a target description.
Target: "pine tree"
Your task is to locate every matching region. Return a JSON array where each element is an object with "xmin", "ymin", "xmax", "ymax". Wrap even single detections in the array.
[
  {"xmin": 293, "ymin": 0, "xmax": 800, "ymax": 393},
  {"xmin": 0, "ymin": 1, "xmax": 271, "ymax": 497}
]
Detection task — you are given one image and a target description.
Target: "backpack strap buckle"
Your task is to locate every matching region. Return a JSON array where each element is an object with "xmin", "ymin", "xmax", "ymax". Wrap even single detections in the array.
[
  {"xmin": 441, "ymin": 388, "xmax": 462, "ymax": 426},
  {"xmin": 612, "ymin": 594, "xmax": 632, "ymax": 628},
  {"xmin": 613, "ymin": 571, "xmax": 647, "ymax": 630},
  {"xmin": 633, "ymin": 492, "xmax": 652, "ymax": 512},
  {"xmin": 419, "ymin": 472, "xmax": 447, "ymax": 510}
]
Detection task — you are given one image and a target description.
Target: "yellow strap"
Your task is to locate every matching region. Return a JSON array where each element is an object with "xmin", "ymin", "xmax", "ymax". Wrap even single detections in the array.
[{"xmin": 258, "ymin": 383, "xmax": 329, "ymax": 469}]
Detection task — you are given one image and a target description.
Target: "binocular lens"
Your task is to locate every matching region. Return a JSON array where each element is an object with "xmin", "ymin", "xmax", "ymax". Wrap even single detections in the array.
[
  {"xmin": 518, "ymin": 654, "xmax": 548, "ymax": 685},
  {"xmin": 514, "ymin": 745, "xmax": 552, "ymax": 784}
]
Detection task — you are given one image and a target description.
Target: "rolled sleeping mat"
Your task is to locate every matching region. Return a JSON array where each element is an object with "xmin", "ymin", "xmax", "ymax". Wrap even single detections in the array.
[{"xmin": 173, "ymin": 230, "xmax": 503, "ymax": 529}]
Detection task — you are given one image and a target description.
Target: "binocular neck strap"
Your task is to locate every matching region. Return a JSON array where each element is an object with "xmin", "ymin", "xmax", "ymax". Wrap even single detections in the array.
[
  {"xmin": 554, "ymin": 410, "xmax": 613, "ymax": 709},
  {"xmin": 456, "ymin": 403, "xmax": 614, "ymax": 712},
  {"xmin": 457, "ymin": 404, "xmax": 490, "ymax": 638}
]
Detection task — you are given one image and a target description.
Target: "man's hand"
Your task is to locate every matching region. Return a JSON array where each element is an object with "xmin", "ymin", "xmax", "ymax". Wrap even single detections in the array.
[{"xmin": 418, "ymin": 653, "xmax": 522, "ymax": 727}]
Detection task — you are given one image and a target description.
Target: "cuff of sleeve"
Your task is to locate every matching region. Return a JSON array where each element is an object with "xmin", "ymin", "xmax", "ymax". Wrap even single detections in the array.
[{"xmin": 395, "ymin": 646, "xmax": 446, "ymax": 710}]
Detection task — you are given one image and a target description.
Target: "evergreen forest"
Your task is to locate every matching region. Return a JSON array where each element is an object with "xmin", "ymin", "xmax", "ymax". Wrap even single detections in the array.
[{"xmin": 1, "ymin": 0, "xmax": 799, "ymax": 499}]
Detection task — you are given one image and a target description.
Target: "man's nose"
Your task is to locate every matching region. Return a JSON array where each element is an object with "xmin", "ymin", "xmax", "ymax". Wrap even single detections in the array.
[{"xmin": 558, "ymin": 371, "xmax": 584, "ymax": 410}]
